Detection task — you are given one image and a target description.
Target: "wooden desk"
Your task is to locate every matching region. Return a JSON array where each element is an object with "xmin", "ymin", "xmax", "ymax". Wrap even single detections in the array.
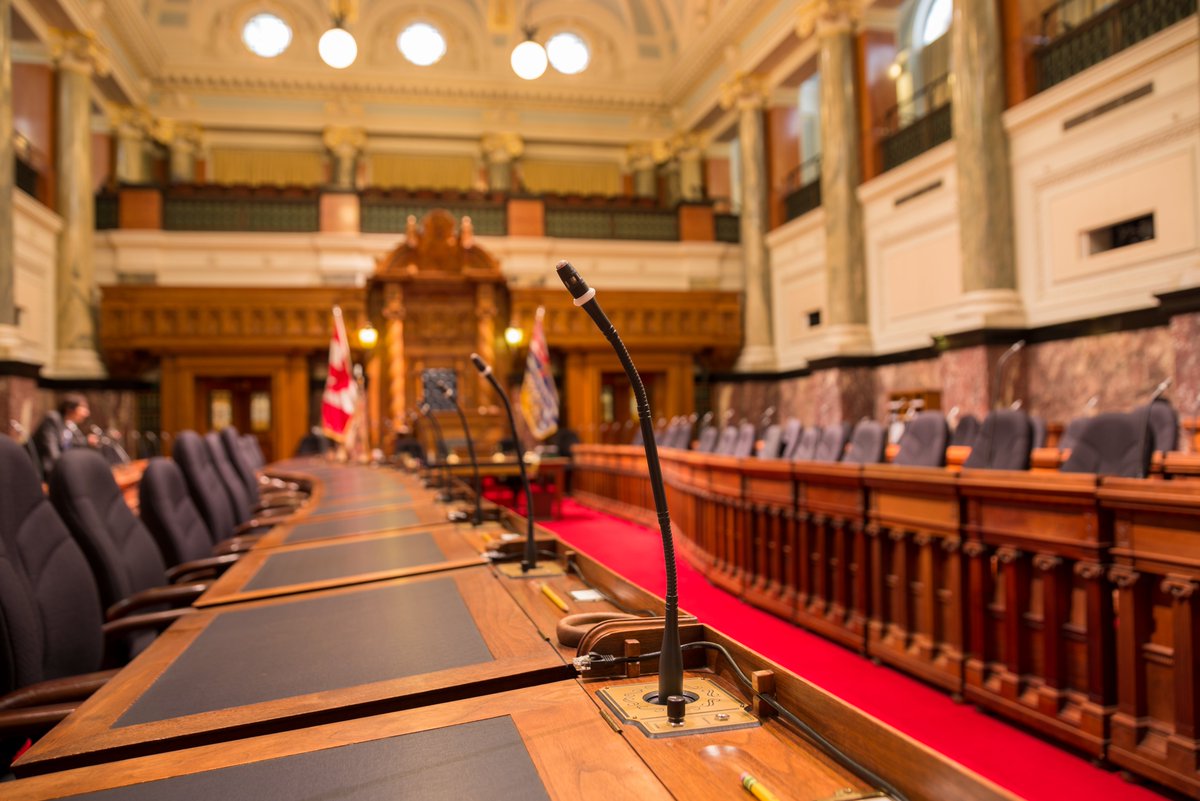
[
  {"xmin": 196, "ymin": 524, "xmax": 490, "ymax": 607},
  {"xmin": 442, "ymin": 456, "xmax": 569, "ymax": 519},
  {"xmin": 252, "ymin": 503, "xmax": 455, "ymax": 548},
  {"xmin": 4, "ymin": 683, "xmax": 674, "ymax": 801},
  {"xmin": 15, "ymin": 568, "xmax": 568, "ymax": 776}
]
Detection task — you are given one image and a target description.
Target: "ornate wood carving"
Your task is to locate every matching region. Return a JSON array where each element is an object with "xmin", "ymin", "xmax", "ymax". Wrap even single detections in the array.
[
  {"xmin": 1108, "ymin": 566, "xmax": 1139, "ymax": 589},
  {"xmin": 1161, "ymin": 575, "xmax": 1198, "ymax": 600}
]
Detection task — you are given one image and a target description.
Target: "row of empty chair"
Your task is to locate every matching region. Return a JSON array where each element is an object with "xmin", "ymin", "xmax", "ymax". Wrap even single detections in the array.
[{"xmin": 0, "ymin": 426, "xmax": 306, "ymax": 767}]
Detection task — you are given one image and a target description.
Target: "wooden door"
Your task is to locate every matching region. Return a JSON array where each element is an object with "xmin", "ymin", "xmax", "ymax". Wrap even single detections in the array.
[{"xmin": 194, "ymin": 376, "xmax": 274, "ymax": 461}]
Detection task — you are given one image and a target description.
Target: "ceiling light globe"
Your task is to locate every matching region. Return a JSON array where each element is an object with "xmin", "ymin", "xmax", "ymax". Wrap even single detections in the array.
[
  {"xmin": 546, "ymin": 32, "xmax": 589, "ymax": 75},
  {"xmin": 319, "ymin": 27, "xmax": 358, "ymax": 69},
  {"xmin": 510, "ymin": 39, "xmax": 548, "ymax": 80},
  {"xmin": 398, "ymin": 22, "xmax": 446, "ymax": 66}
]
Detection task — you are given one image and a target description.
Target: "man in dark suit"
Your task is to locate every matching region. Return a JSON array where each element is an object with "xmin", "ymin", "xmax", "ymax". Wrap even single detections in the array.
[{"xmin": 33, "ymin": 394, "xmax": 96, "ymax": 476}]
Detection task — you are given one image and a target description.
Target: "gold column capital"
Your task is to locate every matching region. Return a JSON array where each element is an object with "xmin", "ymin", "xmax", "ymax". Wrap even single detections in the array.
[
  {"xmin": 718, "ymin": 73, "xmax": 768, "ymax": 111},
  {"xmin": 481, "ymin": 132, "xmax": 524, "ymax": 163},
  {"xmin": 322, "ymin": 125, "xmax": 367, "ymax": 154},
  {"xmin": 49, "ymin": 29, "xmax": 111, "ymax": 77},
  {"xmin": 795, "ymin": 0, "xmax": 863, "ymax": 39}
]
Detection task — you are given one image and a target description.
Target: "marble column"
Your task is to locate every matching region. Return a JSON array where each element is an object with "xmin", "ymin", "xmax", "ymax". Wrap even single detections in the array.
[
  {"xmin": 661, "ymin": 159, "xmax": 681, "ymax": 207},
  {"xmin": 482, "ymin": 133, "xmax": 522, "ymax": 192},
  {"xmin": 677, "ymin": 141, "xmax": 705, "ymax": 202},
  {"xmin": 112, "ymin": 107, "xmax": 151, "ymax": 185},
  {"xmin": 51, "ymin": 32, "xmax": 108, "ymax": 378},
  {"xmin": 950, "ymin": 0, "xmax": 1024, "ymax": 327},
  {"xmin": 0, "ymin": 0, "xmax": 16, "ymax": 331},
  {"xmin": 166, "ymin": 123, "xmax": 202, "ymax": 184},
  {"xmin": 626, "ymin": 142, "xmax": 658, "ymax": 199},
  {"xmin": 721, "ymin": 75, "xmax": 775, "ymax": 370},
  {"xmin": 323, "ymin": 125, "xmax": 366, "ymax": 191}
]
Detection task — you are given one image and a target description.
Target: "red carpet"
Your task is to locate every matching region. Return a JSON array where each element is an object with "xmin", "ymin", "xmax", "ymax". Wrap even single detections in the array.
[{"xmin": 500, "ymin": 491, "xmax": 1159, "ymax": 801}]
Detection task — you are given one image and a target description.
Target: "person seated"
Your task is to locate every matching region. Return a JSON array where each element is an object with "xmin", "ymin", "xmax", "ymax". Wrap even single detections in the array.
[{"xmin": 32, "ymin": 393, "xmax": 97, "ymax": 476}]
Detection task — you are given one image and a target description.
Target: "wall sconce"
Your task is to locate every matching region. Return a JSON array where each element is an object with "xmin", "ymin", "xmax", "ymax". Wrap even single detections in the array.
[
  {"xmin": 357, "ymin": 321, "xmax": 378, "ymax": 349},
  {"xmin": 504, "ymin": 324, "xmax": 524, "ymax": 346}
]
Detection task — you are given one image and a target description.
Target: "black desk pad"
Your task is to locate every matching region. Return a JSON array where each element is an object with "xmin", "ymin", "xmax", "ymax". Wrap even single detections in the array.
[
  {"xmin": 67, "ymin": 717, "xmax": 551, "ymax": 801},
  {"xmin": 283, "ymin": 508, "xmax": 421, "ymax": 543},
  {"xmin": 241, "ymin": 533, "xmax": 448, "ymax": 591},
  {"xmin": 114, "ymin": 579, "xmax": 492, "ymax": 728},
  {"xmin": 307, "ymin": 494, "xmax": 414, "ymax": 517}
]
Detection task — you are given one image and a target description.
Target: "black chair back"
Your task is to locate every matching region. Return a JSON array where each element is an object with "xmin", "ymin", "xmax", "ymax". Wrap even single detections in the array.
[
  {"xmin": 951, "ymin": 414, "xmax": 981, "ymax": 448},
  {"xmin": 1059, "ymin": 417, "xmax": 1088, "ymax": 452},
  {"xmin": 139, "ymin": 457, "xmax": 216, "ymax": 566},
  {"xmin": 695, "ymin": 426, "xmax": 719, "ymax": 453},
  {"xmin": 731, "ymin": 422, "xmax": 756, "ymax": 458},
  {"xmin": 1061, "ymin": 410, "xmax": 1153, "ymax": 478},
  {"xmin": 963, "ymin": 410, "xmax": 1033, "ymax": 471},
  {"xmin": 814, "ymin": 423, "xmax": 851, "ymax": 462},
  {"xmin": 1030, "ymin": 416, "xmax": 1048, "ymax": 449},
  {"xmin": 780, "ymin": 419, "xmax": 802, "ymax": 459},
  {"xmin": 894, "ymin": 412, "xmax": 949, "ymax": 467},
  {"xmin": 295, "ymin": 432, "xmax": 331, "ymax": 456},
  {"xmin": 173, "ymin": 430, "xmax": 238, "ymax": 543},
  {"xmin": 0, "ymin": 437, "xmax": 104, "ymax": 693},
  {"xmin": 1143, "ymin": 399, "xmax": 1179, "ymax": 454},
  {"xmin": 791, "ymin": 427, "xmax": 821, "ymax": 461},
  {"xmin": 756, "ymin": 424, "xmax": 783, "ymax": 459},
  {"xmin": 713, "ymin": 425, "xmax": 739, "ymax": 455},
  {"xmin": 220, "ymin": 427, "xmax": 260, "ymax": 502},
  {"xmin": 49, "ymin": 449, "xmax": 168, "ymax": 612},
  {"xmin": 843, "ymin": 421, "xmax": 886, "ymax": 464},
  {"xmin": 206, "ymin": 431, "xmax": 253, "ymax": 522},
  {"xmin": 242, "ymin": 434, "xmax": 266, "ymax": 470}
]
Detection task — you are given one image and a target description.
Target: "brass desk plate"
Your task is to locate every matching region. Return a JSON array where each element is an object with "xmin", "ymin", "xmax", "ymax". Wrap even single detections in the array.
[
  {"xmin": 496, "ymin": 560, "xmax": 565, "ymax": 578},
  {"xmin": 597, "ymin": 676, "xmax": 759, "ymax": 739}
]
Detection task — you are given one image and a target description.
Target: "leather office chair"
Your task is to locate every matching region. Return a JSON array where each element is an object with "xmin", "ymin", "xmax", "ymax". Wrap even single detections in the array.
[
  {"xmin": 140, "ymin": 457, "xmax": 241, "ymax": 579},
  {"xmin": 791, "ymin": 426, "xmax": 821, "ymax": 461},
  {"xmin": 893, "ymin": 412, "xmax": 950, "ymax": 468},
  {"xmin": 730, "ymin": 422, "xmax": 757, "ymax": 458},
  {"xmin": 1061, "ymin": 410, "xmax": 1153, "ymax": 478},
  {"xmin": 173, "ymin": 431, "xmax": 274, "ymax": 549},
  {"xmin": 779, "ymin": 419, "xmax": 802, "ymax": 460},
  {"xmin": 951, "ymin": 414, "xmax": 981, "ymax": 448},
  {"xmin": 1058, "ymin": 417, "xmax": 1088, "ymax": 452},
  {"xmin": 813, "ymin": 423, "xmax": 852, "ymax": 462},
  {"xmin": 712, "ymin": 425, "xmax": 738, "ymax": 455},
  {"xmin": 695, "ymin": 425, "xmax": 719, "ymax": 453},
  {"xmin": 1030, "ymin": 416, "xmax": 1048, "ymax": 449},
  {"xmin": 843, "ymin": 420, "xmax": 886, "ymax": 464},
  {"xmin": 1143, "ymin": 399, "xmax": 1179, "ymax": 454},
  {"xmin": 205, "ymin": 432, "xmax": 299, "ymax": 522},
  {"xmin": 963, "ymin": 410, "xmax": 1033, "ymax": 471},
  {"xmin": 756, "ymin": 424, "xmax": 783, "ymax": 459},
  {"xmin": 48, "ymin": 451, "xmax": 209, "ymax": 658},
  {"xmin": 220, "ymin": 427, "xmax": 261, "ymax": 502},
  {"xmin": 0, "ymin": 439, "xmax": 183, "ymax": 763}
]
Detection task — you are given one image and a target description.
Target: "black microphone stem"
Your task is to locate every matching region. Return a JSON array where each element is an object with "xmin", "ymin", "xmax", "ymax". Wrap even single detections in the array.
[
  {"xmin": 440, "ymin": 383, "xmax": 483, "ymax": 526},
  {"xmin": 555, "ymin": 260, "xmax": 684, "ymax": 709},
  {"xmin": 471, "ymin": 355, "xmax": 538, "ymax": 572},
  {"xmin": 421, "ymin": 405, "xmax": 451, "ymax": 499}
]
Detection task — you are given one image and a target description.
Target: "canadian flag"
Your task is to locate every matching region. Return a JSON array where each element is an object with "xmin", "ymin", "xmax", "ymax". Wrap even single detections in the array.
[{"xmin": 321, "ymin": 306, "xmax": 357, "ymax": 441}]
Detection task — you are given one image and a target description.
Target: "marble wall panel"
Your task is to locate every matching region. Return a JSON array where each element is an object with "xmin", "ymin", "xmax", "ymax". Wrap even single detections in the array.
[
  {"xmin": 1024, "ymin": 327, "xmax": 1173, "ymax": 424},
  {"xmin": 1170, "ymin": 312, "xmax": 1200, "ymax": 423}
]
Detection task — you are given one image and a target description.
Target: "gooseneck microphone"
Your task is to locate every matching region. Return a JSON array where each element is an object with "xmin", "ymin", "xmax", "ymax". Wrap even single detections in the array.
[
  {"xmin": 419, "ymin": 403, "xmax": 452, "ymax": 502},
  {"xmin": 992, "ymin": 339, "xmax": 1026, "ymax": 410},
  {"xmin": 470, "ymin": 353, "xmax": 538, "ymax": 572},
  {"xmin": 436, "ymin": 380, "xmax": 484, "ymax": 526},
  {"xmin": 555, "ymin": 260, "xmax": 685, "ymax": 714}
]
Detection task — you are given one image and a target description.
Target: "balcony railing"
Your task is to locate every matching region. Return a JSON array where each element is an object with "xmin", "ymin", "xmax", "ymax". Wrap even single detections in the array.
[
  {"xmin": 361, "ymin": 191, "xmax": 507, "ymax": 235},
  {"xmin": 163, "ymin": 188, "xmax": 319, "ymax": 233},
  {"xmin": 715, "ymin": 213, "xmax": 741, "ymax": 243},
  {"xmin": 880, "ymin": 74, "xmax": 953, "ymax": 173},
  {"xmin": 544, "ymin": 206, "xmax": 679, "ymax": 241},
  {"xmin": 783, "ymin": 154, "xmax": 822, "ymax": 222},
  {"xmin": 1035, "ymin": 0, "xmax": 1197, "ymax": 90},
  {"xmin": 96, "ymin": 192, "xmax": 119, "ymax": 230}
]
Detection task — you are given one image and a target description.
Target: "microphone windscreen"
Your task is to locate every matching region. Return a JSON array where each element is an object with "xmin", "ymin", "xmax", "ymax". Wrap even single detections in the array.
[{"xmin": 555, "ymin": 260, "xmax": 590, "ymax": 300}]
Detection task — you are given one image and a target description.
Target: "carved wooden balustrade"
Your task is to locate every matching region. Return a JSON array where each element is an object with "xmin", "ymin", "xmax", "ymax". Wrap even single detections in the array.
[
  {"xmin": 1100, "ymin": 480, "xmax": 1200, "ymax": 799},
  {"xmin": 863, "ymin": 466, "xmax": 965, "ymax": 693},
  {"xmin": 569, "ymin": 443, "xmax": 1200, "ymax": 796},
  {"xmin": 794, "ymin": 462, "xmax": 871, "ymax": 653},
  {"xmin": 959, "ymin": 470, "xmax": 1113, "ymax": 758}
]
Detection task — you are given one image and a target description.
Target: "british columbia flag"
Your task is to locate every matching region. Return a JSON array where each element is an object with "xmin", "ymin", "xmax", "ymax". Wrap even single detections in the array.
[{"xmin": 520, "ymin": 306, "xmax": 559, "ymax": 440}]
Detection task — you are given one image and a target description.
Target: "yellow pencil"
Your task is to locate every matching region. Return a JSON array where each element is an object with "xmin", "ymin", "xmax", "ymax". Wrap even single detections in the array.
[
  {"xmin": 741, "ymin": 773, "xmax": 782, "ymax": 801},
  {"xmin": 539, "ymin": 582, "xmax": 569, "ymax": 612}
]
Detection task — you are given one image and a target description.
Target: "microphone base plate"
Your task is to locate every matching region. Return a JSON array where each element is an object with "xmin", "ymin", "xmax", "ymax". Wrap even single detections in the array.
[
  {"xmin": 495, "ymin": 560, "xmax": 565, "ymax": 578},
  {"xmin": 596, "ymin": 676, "xmax": 758, "ymax": 739}
]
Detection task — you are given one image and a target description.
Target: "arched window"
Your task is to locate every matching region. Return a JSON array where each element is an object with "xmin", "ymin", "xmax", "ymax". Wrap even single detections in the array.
[{"xmin": 919, "ymin": 0, "xmax": 953, "ymax": 46}]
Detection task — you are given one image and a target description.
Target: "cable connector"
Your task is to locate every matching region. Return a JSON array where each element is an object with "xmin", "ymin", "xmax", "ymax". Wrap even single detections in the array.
[{"xmin": 571, "ymin": 652, "xmax": 620, "ymax": 672}]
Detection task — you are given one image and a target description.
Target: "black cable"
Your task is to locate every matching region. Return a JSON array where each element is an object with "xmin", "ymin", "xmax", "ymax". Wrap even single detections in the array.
[{"xmin": 582, "ymin": 641, "xmax": 908, "ymax": 801}]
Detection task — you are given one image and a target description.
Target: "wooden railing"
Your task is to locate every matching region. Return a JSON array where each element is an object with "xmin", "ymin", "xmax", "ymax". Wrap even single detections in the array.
[{"xmin": 572, "ymin": 443, "xmax": 1200, "ymax": 797}]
